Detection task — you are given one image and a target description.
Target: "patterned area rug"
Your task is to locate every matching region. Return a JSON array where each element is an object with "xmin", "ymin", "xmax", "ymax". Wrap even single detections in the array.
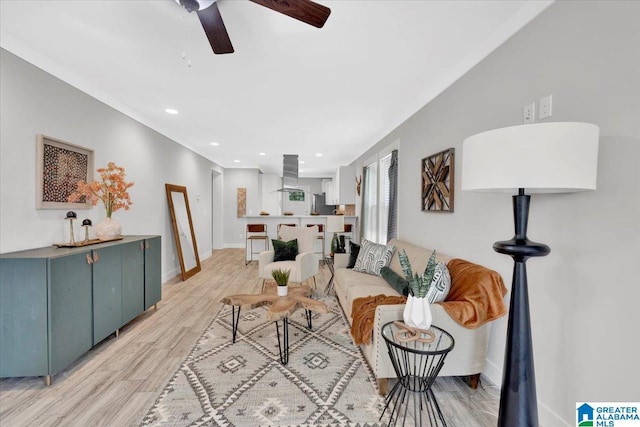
[{"xmin": 141, "ymin": 295, "xmax": 387, "ymax": 426}]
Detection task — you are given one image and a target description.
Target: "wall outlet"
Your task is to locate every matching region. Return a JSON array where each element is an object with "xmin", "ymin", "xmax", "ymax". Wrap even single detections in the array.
[
  {"xmin": 523, "ymin": 102, "xmax": 535, "ymax": 124},
  {"xmin": 539, "ymin": 94, "xmax": 553, "ymax": 120}
]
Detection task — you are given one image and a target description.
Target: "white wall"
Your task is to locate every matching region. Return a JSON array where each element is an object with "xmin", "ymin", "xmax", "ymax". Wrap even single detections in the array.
[
  {"xmin": 222, "ymin": 168, "xmax": 261, "ymax": 247},
  {"xmin": 351, "ymin": 2, "xmax": 639, "ymax": 425},
  {"xmin": 0, "ymin": 49, "xmax": 221, "ymax": 281}
]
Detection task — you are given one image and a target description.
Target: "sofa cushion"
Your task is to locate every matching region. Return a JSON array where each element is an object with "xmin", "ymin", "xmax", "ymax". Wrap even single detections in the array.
[
  {"xmin": 272, "ymin": 239, "xmax": 298, "ymax": 262},
  {"xmin": 353, "ymin": 239, "xmax": 395, "ymax": 276},
  {"xmin": 380, "ymin": 266, "xmax": 409, "ymax": 296},
  {"xmin": 426, "ymin": 262, "xmax": 451, "ymax": 303},
  {"xmin": 387, "ymin": 238, "xmax": 453, "ymax": 278},
  {"xmin": 347, "ymin": 241, "xmax": 360, "ymax": 269}
]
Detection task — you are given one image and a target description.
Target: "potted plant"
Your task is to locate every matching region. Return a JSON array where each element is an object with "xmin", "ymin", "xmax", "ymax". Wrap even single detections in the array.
[
  {"xmin": 271, "ymin": 268, "xmax": 291, "ymax": 296},
  {"xmin": 68, "ymin": 162, "xmax": 134, "ymax": 240},
  {"xmin": 398, "ymin": 249, "xmax": 436, "ymax": 330}
]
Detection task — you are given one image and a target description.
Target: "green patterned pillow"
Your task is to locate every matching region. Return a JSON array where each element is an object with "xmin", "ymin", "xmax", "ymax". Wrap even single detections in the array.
[
  {"xmin": 353, "ymin": 239, "xmax": 395, "ymax": 276},
  {"xmin": 272, "ymin": 239, "xmax": 298, "ymax": 262}
]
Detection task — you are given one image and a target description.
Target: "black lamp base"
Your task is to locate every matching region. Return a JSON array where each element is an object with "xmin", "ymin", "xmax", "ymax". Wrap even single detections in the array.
[{"xmin": 495, "ymin": 189, "xmax": 549, "ymax": 427}]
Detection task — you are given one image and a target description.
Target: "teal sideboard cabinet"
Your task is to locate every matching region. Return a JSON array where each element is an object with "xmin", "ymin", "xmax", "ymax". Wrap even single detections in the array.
[{"xmin": 0, "ymin": 235, "xmax": 161, "ymax": 385}]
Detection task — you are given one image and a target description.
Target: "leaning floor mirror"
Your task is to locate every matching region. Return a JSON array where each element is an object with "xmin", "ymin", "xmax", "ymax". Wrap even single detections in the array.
[{"xmin": 165, "ymin": 183, "xmax": 201, "ymax": 281}]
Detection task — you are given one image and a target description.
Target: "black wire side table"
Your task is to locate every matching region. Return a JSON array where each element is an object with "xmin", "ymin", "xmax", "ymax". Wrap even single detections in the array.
[{"xmin": 380, "ymin": 322, "xmax": 455, "ymax": 427}]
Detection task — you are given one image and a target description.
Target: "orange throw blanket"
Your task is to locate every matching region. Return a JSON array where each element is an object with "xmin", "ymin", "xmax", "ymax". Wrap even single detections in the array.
[
  {"xmin": 441, "ymin": 258, "xmax": 508, "ymax": 328},
  {"xmin": 351, "ymin": 294, "xmax": 406, "ymax": 345}
]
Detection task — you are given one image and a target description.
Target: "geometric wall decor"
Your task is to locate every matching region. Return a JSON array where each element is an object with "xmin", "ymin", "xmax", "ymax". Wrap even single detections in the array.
[{"xmin": 421, "ymin": 148, "xmax": 454, "ymax": 212}]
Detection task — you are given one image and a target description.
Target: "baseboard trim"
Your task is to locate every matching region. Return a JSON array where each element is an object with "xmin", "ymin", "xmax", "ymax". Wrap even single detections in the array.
[{"xmin": 482, "ymin": 359, "xmax": 569, "ymax": 427}]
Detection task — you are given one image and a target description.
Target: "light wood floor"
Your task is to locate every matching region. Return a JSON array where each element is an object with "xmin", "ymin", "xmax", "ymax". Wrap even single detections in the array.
[{"xmin": 0, "ymin": 249, "xmax": 499, "ymax": 426}]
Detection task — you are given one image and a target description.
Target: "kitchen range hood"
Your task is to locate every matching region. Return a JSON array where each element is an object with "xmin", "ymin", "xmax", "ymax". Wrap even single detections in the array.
[{"xmin": 278, "ymin": 154, "xmax": 300, "ymax": 192}]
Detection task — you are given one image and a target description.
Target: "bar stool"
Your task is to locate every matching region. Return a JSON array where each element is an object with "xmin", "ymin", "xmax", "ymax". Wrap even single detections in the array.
[
  {"xmin": 246, "ymin": 224, "xmax": 269, "ymax": 265},
  {"xmin": 277, "ymin": 223, "xmax": 297, "ymax": 239},
  {"xmin": 306, "ymin": 224, "xmax": 325, "ymax": 258}
]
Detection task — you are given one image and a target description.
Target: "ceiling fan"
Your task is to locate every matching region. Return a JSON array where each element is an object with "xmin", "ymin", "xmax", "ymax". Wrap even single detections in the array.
[{"xmin": 175, "ymin": 0, "xmax": 331, "ymax": 54}]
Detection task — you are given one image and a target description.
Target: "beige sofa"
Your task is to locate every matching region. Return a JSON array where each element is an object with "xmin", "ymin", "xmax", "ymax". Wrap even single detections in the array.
[{"xmin": 334, "ymin": 238, "xmax": 504, "ymax": 393}]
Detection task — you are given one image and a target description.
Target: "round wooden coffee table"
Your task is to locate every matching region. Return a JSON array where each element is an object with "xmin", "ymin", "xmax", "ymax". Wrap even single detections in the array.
[{"xmin": 221, "ymin": 282, "xmax": 329, "ymax": 364}]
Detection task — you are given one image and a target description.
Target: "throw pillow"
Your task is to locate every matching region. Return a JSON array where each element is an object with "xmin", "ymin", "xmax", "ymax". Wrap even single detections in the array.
[
  {"xmin": 347, "ymin": 241, "xmax": 361, "ymax": 269},
  {"xmin": 353, "ymin": 239, "xmax": 395, "ymax": 276},
  {"xmin": 426, "ymin": 262, "xmax": 451, "ymax": 303},
  {"xmin": 272, "ymin": 239, "xmax": 298, "ymax": 262},
  {"xmin": 380, "ymin": 266, "xmax": 409, "ymax": 296}
]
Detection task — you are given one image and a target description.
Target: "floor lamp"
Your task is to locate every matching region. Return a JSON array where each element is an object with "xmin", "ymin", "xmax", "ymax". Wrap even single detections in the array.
[{"xmin": 461, "ymin": 122, "xmax": 599, "ymax": 426}]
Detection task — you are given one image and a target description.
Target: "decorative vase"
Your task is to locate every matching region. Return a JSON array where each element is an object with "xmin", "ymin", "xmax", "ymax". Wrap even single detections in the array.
[
  {"xmin": 277, "ymin": 285, "xmax": 288, "ymax": 297},
  {"xmin": 403, "ymin": 295, "xmax": 432, "ymax": 330},
  {"xmin": 95, "ymin": 217, "xmax": 122, "ymax": 241}
]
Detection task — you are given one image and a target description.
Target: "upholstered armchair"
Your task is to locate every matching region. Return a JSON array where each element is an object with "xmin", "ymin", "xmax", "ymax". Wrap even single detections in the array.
[{"xmin": 259, "ymin": 225, "xmax": 319, "ymax": 289}]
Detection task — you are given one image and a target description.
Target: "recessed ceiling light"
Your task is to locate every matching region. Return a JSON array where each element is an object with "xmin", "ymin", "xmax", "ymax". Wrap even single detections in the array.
[
  {"xmin": 315, "ymin": 153, "xmax": 323, "ymax": 157},
  {"xmin": 259, "ymin": 152, "xmax": 266, "ymax": 156},
  {"xmin": 210, "ymin": 142, "xmax": 219, "ymax": 146},
  {"xmin": 165, "ymin": 108, "xmax": 179, "ymax": 115},
  {"xmin": 233, "ymin": 160, "xmax": 240, "ymax": 163},
  {"xmin": 299, "ymin": 160, "xmax": 305, "ymax": 164}
]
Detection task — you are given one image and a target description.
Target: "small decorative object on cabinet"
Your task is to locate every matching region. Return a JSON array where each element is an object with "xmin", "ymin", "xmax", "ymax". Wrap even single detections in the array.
[
  {"xmin": 272, "ymin": 268, "xmax": 291, "ymax": 296},
  {"xmin": 81, "ymin": 218, "xmax": 92, "ymax": 242},
  {"xmin": 68, "ymin": 162, "xmax": 134, "ymax": 240},
  {"xmin": 65, "ymin": 211, "xmax": 77, "ymax": 244},
  {"xmin": 399, "ymin": 249, "xmax": 437, "ymax": 330},
  {"xmin": 422, "ymin": 148, "xmax": 454, "ymax": 212}
]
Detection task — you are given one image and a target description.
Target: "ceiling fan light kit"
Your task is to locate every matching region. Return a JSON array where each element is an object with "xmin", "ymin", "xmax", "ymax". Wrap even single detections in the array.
[{"xmin": 176, "ymin": 0, "xmax": 330, "ymax": 55}]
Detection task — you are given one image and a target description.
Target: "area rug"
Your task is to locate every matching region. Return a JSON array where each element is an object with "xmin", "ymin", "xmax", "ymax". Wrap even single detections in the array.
[{"xmin": 141, "ymin": 295, "xmax": 387, "ymax": 426}]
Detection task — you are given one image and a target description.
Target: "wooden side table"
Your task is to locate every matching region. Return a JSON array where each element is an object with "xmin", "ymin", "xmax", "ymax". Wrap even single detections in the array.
[
  {"xmin": 379, "ymin": 322, "xmax": 455, "ymax": 426},
  {"xmin": 220, "ymin": 283, "xmax": 328, "ymax": 364}
]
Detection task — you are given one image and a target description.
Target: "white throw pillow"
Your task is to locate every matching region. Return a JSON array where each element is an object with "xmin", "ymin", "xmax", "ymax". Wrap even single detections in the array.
[
  {"xmin": 353, "ymin": 239, "xmax": 395, "ymax": 276},
  {"xmin": 426, "ymin": 262, "xmax": 451, "ymax": 303}
]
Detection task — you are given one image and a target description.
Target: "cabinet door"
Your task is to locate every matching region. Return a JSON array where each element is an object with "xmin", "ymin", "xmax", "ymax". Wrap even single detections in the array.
[
  {"xmin": 121, "ymin": 241, "xmax": 144, "ymax": 324},
  {"xmin": 48, "ymin": 252, "xmax": 93, "ymax": 374},
  {"xmin": 0, "ymin": 259, "xmax": 48, "ymax": 377},
  {"xmin": 144, "ymin": 236, "xmax": 162, "ymax": 310},
  {"xmin": 92, "ymin": 245, "xmax": 122, "ymax": 345}
]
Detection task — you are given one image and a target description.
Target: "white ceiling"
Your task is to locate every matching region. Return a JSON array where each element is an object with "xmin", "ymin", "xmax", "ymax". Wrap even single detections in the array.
[{"xmin": 0, "ymin": 0, "xmax": 551, "ymax": 177}]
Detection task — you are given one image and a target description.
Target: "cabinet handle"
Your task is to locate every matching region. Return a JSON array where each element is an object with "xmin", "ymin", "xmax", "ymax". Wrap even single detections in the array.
[
  {"xmin": 145, "ymin": 242, "xmax": 150, "ymax": 249},
  {"xmin": 140, "ymin": 242, "xmax": 144, "ymax": 250},
  {"xmin": 86, "ymin": 254, "xmax": 93, "ymax": 264},
  {"xmin": 93, "ymin": 252, "xmax": 99, "ymax": 263}
]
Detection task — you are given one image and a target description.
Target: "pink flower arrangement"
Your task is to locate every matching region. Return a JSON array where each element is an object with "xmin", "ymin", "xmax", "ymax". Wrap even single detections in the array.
[{"xmin": 68, "ymin": 162, "xmax": 134, "ymax": 217}]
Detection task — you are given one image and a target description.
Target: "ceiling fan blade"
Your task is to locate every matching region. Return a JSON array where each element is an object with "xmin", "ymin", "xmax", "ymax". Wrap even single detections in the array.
[
  {"xmin": 249, "ymin": 0, "xmax": 331, "ymax": 28},
  {"xmin": 197, "ymin": 3, "xmax": 234, "ymax": 54}
]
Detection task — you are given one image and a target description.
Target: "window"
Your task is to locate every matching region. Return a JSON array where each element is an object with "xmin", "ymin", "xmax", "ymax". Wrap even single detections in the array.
[{"xmin": 362, "ymin": 152, "xmax": 394, "ymax": 244}]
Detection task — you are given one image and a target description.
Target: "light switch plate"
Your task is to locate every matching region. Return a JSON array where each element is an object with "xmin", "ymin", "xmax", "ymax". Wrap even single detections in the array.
[
  {"xmin": 523, "ymin": 102, "xmax": 535, "ymax": 124},
  {"xmin": 539, "ymin": 94, "xmax": 553, "ymax": 120}
]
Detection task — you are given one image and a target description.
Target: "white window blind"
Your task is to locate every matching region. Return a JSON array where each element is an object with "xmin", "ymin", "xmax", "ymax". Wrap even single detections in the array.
[
  {"xmin": 362, "ymin": 153, "xmax": 392, "ymax": 244},
  {"xmin": 363, "ymin": 160, "xmax": 378, "ymax": 242},
  {"xmin": 378, "ymin": 153, "xmax": 392, "ymax": 243}
]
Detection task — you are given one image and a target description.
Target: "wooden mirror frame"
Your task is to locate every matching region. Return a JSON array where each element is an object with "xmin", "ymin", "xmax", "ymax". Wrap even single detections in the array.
[{"xmin": 165, "ymin": 183, "xmax": 201, "ymax": 281}]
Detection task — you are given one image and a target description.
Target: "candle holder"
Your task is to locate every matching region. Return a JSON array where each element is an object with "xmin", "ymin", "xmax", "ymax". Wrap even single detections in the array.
[
  {"xmin": 82, "ymin": 219, "xmax": 92, "ymax": 242},
  {"xmin": 65, "ymin": 211, "xmax": 77, "ymax": 245}
]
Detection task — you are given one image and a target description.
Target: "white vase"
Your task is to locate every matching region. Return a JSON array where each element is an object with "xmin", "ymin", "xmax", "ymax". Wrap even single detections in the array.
[
  {"xmin": 277, "ymin": 285, "xmax": 288, "ymax": 296},
  {"xmin": 403, "ymin": 295, "xmax": 432, "ymax": 330},
  {"xmin": 95, "ymin": 217, "xmax": 122, "ymax": 241}
]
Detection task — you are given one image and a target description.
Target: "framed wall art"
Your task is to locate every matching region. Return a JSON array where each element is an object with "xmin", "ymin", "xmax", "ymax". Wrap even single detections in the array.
[
  {"xmin": 36, "ymin": 135, "xmax": 94, "ymax": 209},
  {"xmin": 422, "ymin": 148, "xmax": 454, "ymax": 212},
  {"xmin": 237, "ymin": 187, "xmax": 246, "ymax": 218}
]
